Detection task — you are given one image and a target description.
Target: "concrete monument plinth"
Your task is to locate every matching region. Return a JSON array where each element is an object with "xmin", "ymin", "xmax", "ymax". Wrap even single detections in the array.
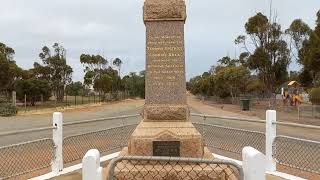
[{"xmin": 127, "ymin": 121, "xmax": 211, "ymax": 158}]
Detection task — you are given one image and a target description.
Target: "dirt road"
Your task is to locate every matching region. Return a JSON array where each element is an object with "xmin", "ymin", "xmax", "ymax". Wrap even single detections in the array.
[
  {"xmin": 0, "ymin": 99, "xmax": 144, "ymax": 146},
  {"xmin": 188, "ymin": 95, "xmax": 320, "ymax": 141},
  {"xmin": 0, "ymin": 96, "xmax": 319, "ymax": 145}
]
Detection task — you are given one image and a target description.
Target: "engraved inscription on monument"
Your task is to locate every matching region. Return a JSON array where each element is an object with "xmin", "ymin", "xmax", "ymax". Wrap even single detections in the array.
[
  {"xmin": 153, "ymin": 141, "xmax": 180, "ymax": 157},
  {"xmin": 145, "ymin": 21, "xmax": 186, "ymax": 105}
]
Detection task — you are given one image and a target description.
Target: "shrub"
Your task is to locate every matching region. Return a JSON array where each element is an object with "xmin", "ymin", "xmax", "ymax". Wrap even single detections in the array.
[
  {"xmin": 0, "ymin": 103, "xmax": 17, "ymax": 116},
  {"xmin": 309, "ymin": 88, "xmax": 320, "ymax": 105}
]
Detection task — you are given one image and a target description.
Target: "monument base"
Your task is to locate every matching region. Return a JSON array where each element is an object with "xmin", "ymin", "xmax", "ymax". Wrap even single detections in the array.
[
  {"xmin": 127, "ymin": 121, "xmax": 211, "ymax": 158},
  {"xmin": 105, "ymin": 121, "xmax": 217, "ymax": 179},
  {"xmin": 106, "ymin": 147, "xmax": 219, "ymax": 180},
  {"xmin": 106, "ymin": 148, "xmax": 232, "ymax": 180}
]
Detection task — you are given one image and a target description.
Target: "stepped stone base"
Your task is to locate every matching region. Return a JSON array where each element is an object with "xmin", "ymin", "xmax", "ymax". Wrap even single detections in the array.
[{"xmin": 127, "ymin": 121, "xmax": 209, "ymax": 158}]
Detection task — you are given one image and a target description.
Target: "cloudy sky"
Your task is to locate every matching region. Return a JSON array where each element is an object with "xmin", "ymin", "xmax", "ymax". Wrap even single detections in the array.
[{"xmin": 0, "ymin": 0, "xmax": 319, "ymax": 81}]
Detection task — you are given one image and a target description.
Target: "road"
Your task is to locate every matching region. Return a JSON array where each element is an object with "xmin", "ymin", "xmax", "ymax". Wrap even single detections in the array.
[
  {"xmin": 0, "ymin": 96, "xmax": 319, "ymax": 146},
  {"xmin": 0, "ymin": 99, "xmax": 144, "ymax": 146}
]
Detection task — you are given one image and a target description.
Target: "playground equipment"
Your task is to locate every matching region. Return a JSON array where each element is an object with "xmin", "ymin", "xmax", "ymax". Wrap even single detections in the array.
[{"xmin": 282, "ymin": 81, "xmax": 303, "ymax": 106}]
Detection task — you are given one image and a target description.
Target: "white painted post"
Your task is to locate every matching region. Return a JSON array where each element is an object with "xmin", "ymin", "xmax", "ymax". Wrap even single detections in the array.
[
  {"xmin": 52, "ymin": 112, "xmax": 63, "ymax": 174},
  {"xmin": 266, "ymin": 110, "xmax": 276, "ymax": 172},
  {"xmin": 242, "ymin": 146, "xmax": 266, "ymax": 180},
  {"xmin": 82, "ymin": 149, "xmax": 102, "ymax": 180}
]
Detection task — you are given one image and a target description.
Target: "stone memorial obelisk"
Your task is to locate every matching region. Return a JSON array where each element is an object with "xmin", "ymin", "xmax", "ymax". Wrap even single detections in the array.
[{"xmin": 120, "ymin": 0, "xmax": 213, "ymax": 159}]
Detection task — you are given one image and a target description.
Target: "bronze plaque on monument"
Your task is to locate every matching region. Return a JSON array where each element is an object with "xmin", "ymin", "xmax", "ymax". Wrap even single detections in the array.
[{"xmin": 153, "ymin": 141, "xmax": 180, "ymax": 157}]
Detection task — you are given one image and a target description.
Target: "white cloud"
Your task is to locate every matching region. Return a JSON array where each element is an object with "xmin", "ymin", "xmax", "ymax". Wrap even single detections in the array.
[{"xmin": 0, "ymin": 0, "xmax": 319, "ymax": 81}]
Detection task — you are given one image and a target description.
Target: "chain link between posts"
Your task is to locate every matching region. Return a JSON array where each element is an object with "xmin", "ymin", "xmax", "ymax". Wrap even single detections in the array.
[
  {"xmin": 273, "ymin": 135, "xmax": 320, "ymax": 174},
  {"xmin": 193, "ymin": 122, "xmax": 266, "ymax": 156},
  {"xmin": 108, "ymin": 156, "xmax": 243, "ymax": 180},
  {"xmin": 63, "ymin": 124, "xmax": 138, "ymax": 165},
  {"xmin": 0, "ymin": 138, "xmax": 54, "ymax": 179}
]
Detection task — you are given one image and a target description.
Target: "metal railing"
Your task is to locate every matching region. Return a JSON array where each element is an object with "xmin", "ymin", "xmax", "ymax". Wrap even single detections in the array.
[
  {"xmin": 191, "ymin": 112, "xmax": 320, "ymax": 179},
  {"xmin": 63, "ymin": 114, "xmax": 140, "ymax": 126},
  {"xmin": 191, "ymin": 113, "xmax": 266, "ymax": 124},
  {"xmin": 0, "ymin": 126, "xmax": 56, "ymax": 137},
  {"xmin": 0, "ymin": 138, "xmax": 54, "ymax": 179},
  {"xmin": 273, "ymin": 135, "xmax": 320, "ymax": 174},
  {"xmin": 298, "ymin": 104, "xmax": 320, "ymax": 119},
  {"xmin": 193, "ymin": 122, "xmax": 265, "ymax": 155},
  {"xmin": 63, "ymin": 124, "xmax": 138, "ymax": 165},
  {"xmin": 108, "ymin": 156, "xmax": 243, "ymax": 180},
  {"xmin": 0, "ymin": 114, "xmax": 140, "ymax": 179}
]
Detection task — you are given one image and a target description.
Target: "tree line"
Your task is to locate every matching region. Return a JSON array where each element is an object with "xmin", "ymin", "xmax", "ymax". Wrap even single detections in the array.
[
  {"xmin": 0, "ymin": 42, "xmax": 145, "ymax": 106},
  {"xmin": 188, "ymin": 10, "xmax": 320, "ymax": 101}
]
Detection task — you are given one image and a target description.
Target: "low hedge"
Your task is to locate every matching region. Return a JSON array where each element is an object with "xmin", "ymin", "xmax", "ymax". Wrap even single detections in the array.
[{"xmin": 0, "ymin": 103, "xmax": 18, "ymax": 116}]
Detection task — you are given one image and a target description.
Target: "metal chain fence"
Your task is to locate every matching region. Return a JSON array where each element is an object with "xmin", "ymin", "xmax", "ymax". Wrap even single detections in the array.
[
  {"xmin": 273, "ymin": 135, "xmax": 320, "ymax": 175},
  {"xmin": 63, "ymin": 124, "xmax": 138, "ymax": 166},
  {"xmin": 0, "ymin": 138, "xmax": 54, "ymax": 179},
  {"xmin": 193, "ymin": 122, "xmax": 265, "ymax": 157},
  {"xmin": 298, "ymin": 105, "xmax": 320, "ymax": 119},
  {"xmin": 108, "ymin": 156, "xmax": 243, "ymax": 180}
]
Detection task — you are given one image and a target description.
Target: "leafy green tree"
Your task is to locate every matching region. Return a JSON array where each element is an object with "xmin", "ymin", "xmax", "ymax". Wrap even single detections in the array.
[
  {"xmin": 38, "ymin": 43, "xmax": 73, "ymax": 102},
  {"xmin": 218, "ymin": 56, "xmax": 239, "ymax": 67},
  {"xmin": 81, "ymin": 54, "xmax": 123, "ymax": 99},
  {"xmin": 15, "ymin": 79, "xmax": 51, "ymax": 106},
  {"xmin": 189, "ymin": 56, "xmax": 250, "ymax": 100},
  {"xmin": 112, "ymin": 58, "xmax": 123, "ymax": 77},
  {"xmin": 188, "ymin": 75, "xmax": 202, "ymax": 95},
  {"xmin": 214, "ymin": 65, "xmax": 250, "ymax": 101},
  {"xmin": 65, "ymin": 81, "xmax": 83, "ymax": 96},
  {"xmin": 286, "ymin": 19, "xmax": 311, "ymax": 62},
  {"xmin": 0, "ymin": 42, "xmax": 23, "ymax": 92},
  {"xmin": 235, "ymin": 12, "xmax": 290, "ymax": 95},
  {"xmin": 246, "ymin": 76, "xmax": 266, "ymax": 95},
  {"xmin": 80, "ymin": 54, "xmax": 108, "ymax": 88},
  {"xmin": 122, "ymin": 71, "xmax": 145, "ymax": 98},
  {"xmin": 298, "ymin": 10, "xmax": 320, "ymax": 86},
  {"xmin": 298, "ymin": 68, "xmax": 313, "ymax": 87}
]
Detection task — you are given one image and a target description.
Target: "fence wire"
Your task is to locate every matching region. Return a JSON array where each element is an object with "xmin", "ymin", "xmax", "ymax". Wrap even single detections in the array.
[
  {"xmin": 63, "ymin": 124, "xmax": 138, "ymax": 165},
  {"xmin": 298, "ymin": 105, "xmax": 320, "ymax": 119},
  {"xmin": 193, "ymin": 122, "xmax": 265, "ymax": 156},
  {"xmin": 273, "ymin": 135, "xmax": 320, "ymax": 174},
  {"xmin": 0, "ymin": 138, "xmax": 54, "ymax": 179},
  {"xmin": 108, "ymin": 156, "xmax": 243, "ymax": 180}
]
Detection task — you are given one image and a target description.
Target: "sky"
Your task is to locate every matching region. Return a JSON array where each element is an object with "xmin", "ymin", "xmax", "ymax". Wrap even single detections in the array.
[{"xmin": 0, "ymin": 0, "xmax": 319, "ymax": 82}]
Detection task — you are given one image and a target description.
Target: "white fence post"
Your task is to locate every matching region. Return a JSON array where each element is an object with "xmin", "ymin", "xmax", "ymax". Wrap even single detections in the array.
[
  {"xmin": 82, "ymin": 149, "xmax": 102, "ymax": 180},
  {"xmin": 242, "ymin": 146, "xmax": 266, "ymax": 180},
  {"xmin": 52, "ymin": 112, "xmax": 63, "ymax": 174},
  {"xmin": 266, "ymin": 110, "xmax": 276, "ymax": 172}
]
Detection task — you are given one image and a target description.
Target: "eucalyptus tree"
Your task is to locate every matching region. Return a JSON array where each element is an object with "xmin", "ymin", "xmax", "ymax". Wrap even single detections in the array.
[
  {"xmin": 112, "ymin": 58, "xmax": 123, "ymax": 77},
  {"xmin": 0, "ymin": 42, "xmax": 23, "ymax": 93},
  {"xmin": 298, "ymin": 10, "xmax": 320, "ymax": 86},
  {"xmin": 80, "ymin": 54, "xmax": 122, "ymax": 97},
  {"xmin": 235, "ymin": 12, "xmax": 290, "ymax": 95},
  {"xmin": 38, "ymin": 43, "xmax": 73, "ymax": 102},
  {"xmin": 80, "ymin": 54, "xmax": 108, "ymax": 87}
]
